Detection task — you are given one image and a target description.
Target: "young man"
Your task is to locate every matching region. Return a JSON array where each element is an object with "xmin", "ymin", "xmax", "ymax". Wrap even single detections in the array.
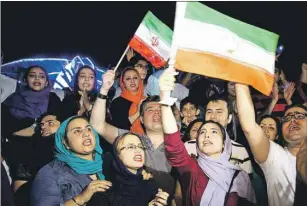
[
  {"xmin": 90, "ymin": 70, "xmax": 175, "ymax": 202},
  {"xmin": 235, "ymin": 83, "xmax": 307, "ymax": 206},
  {"xmin": 204, "ymin": 96, "xmax": 253, "ymax": 175}
]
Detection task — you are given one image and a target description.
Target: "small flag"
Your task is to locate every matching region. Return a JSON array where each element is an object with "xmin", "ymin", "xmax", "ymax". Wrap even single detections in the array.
[
  {"xmin": 171, "ymin": 2, "xmax": 279, "ymax": 95},
  {"xmin": 129, "ymin": 11, "xmax": 173, "ymax": 68}
]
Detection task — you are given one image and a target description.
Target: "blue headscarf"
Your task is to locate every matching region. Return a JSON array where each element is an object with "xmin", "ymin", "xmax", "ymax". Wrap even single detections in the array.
[{"xmin": 55, "ymin": 116, "xmax": 104, "ymax": 179}]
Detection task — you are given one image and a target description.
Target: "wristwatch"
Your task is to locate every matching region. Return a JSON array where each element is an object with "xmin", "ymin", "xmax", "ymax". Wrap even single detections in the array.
[{"xmin": 97, "ymin": 93, "xmax": 108, "ymax": 100}]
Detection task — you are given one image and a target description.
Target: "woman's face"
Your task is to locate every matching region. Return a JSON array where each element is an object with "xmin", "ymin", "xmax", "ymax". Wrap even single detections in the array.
[
  {"xmin": 189, "ymin": 122, "xmax": 202, "ymax": 140},
  {"xmin": 26, "ymin": 67, "xmax": 48, "ymax": 91},
  {"xmin": 227, "ymin": 82, "xmax": 236, "ymax": 97},
  {"xmin": 78, "ymin": 68, "xmax": 95, "ymax": 92},
  {"xmin": 122, "ymin": 70, "xmax": 140, "ymax": 92},
  {"xmin": 117, "ymin": 134, "xmax": 145, "ymax": 174},
  {"xmin": 134, "ymin": 60, "xmax": 148, "ymax": 80},
  {"xmin": 260, "ymin": 118, "xmax": 278, "ymax": 141},
  {"xmin": 197, "ymin": 123, "xmax": 224, "ymax": 158},
  {"xmin": 65, "ymin": 118, "xmax": 96, "ymax": 159}
]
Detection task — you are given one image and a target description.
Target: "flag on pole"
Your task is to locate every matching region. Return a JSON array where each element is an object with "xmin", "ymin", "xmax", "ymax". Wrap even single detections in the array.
[
  {"xmin": 171, "ymin": 2, "xmax": 279, "ymax": 95},
  {"xmin": 129, "ymin": 11, "xmax": 173, "ymax": 68}
]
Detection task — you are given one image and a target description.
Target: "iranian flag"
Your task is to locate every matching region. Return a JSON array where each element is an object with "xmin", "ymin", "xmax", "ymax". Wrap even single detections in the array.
[
  {"xmin": 171, "ymin": 2, "xmax": 279, "ymax": 95},
  {"xmin": 129, "ymin": 11, "xmax": 173, "ymax": 68}
]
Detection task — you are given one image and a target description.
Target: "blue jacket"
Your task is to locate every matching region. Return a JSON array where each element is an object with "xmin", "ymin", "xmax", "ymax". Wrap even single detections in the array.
[{"xmin": 31, "ymin": 159, "xmax": 91, "ymax": 206}]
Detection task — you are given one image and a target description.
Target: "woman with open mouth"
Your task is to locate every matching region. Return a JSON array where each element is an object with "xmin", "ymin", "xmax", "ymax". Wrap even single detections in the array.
[
  {"xmin": 110, "ymin": 67, "xmax": 145, "ymax": 135},
  {"xmin": 159, "ymin": 68, "xmax": 256, "ymax": 206},
  {"xmin": 60, "ymin": 65, "xmax": 98, "ymax": 121},
  {"xmin": 31, "ymin": 116, "xmax": 111, "ymax": 206},
  {"xmin": 88, "ymin": 132, "xmax": 169, "ymax": 206},
  {"xmin": 1, "ymin": 65, "xmax": 61, "ymax": 199}
]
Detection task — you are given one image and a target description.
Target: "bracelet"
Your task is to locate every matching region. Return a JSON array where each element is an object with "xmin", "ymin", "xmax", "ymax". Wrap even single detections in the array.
[
  {"xmin": 72, "ymin": 197, "xmax": 83, "ymax": 206},
  {"xmin": 97, "ymin": 93, "xmax": 108, "ymax": 100}
]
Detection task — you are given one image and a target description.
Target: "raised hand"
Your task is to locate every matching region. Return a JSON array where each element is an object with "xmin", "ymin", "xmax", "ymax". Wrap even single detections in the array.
[
  {"xmin": 126, "ymin": 48, "xmax": 135, "ymax": 62},
  {"xmin": 283, "ymin": 82, "xmax": 296, "ymax": 105},
  {"xmin": 148, "ymin": 189, "xmax": 169, "ymax": 206},
  {"xmin": 101, "ymin": 70, "xmax": 115, "ymax": 94},
  {"xmin": 272, "ymin": 83, "xmax": 279, "ymax": 103}
]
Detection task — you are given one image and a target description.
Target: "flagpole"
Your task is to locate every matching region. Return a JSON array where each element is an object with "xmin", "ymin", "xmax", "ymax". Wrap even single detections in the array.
[{"xmin": 113, "ymin": 45, "xmax": 130, "ymax": 73}]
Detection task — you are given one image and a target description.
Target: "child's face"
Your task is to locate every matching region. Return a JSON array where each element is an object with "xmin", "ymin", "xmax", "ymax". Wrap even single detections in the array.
[{"xmin": 181, "ymin": 103, "xmax": 199, "ymax": 119}]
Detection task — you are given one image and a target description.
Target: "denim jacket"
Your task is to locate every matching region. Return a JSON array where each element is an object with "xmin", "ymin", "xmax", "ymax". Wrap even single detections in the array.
[{"xmin": 31, "ymin": 159, "xmax": 91, "ymax": 206}]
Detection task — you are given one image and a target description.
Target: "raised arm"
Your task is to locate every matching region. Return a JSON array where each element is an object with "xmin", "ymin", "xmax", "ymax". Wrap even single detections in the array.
[
  {"xmin": 300, "ymin": 63, "xmax": 307, "ymax": 84},
  {"xmin": 160, "ymin": 68, "xmax": 190, "ymax": 168},
  {"xmin": 235, "ymin": 83, "xmax": 270, "ymax": 163},
  {"xmin": 90, "ymin": 70, "xmax": 118, "ymax": 144}
]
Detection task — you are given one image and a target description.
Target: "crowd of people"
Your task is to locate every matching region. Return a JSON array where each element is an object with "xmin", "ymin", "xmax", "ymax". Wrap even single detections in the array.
[{"xmin": 1, "ymin": 50, "xmax": 307, "ymax": 206}]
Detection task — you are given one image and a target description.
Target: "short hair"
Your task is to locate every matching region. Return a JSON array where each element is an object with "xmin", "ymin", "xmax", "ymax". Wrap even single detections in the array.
[
  {"xmin": 35, "ymin": 112, "xmax": 61, "ymax": 136},
  {"xmin": 180, "ymin": 97, "xmax": 199, "ymax": 112},
  {"xmin": 284, "ymin": 104, "xmax": 307, "ymax": 116},
  {"xmin": 139, "ymin": 95, "xmax": 160, "ymax": 118},
  {"xmin": 205, "ymin": 95, "xmax": 233, "ymax": 116}
]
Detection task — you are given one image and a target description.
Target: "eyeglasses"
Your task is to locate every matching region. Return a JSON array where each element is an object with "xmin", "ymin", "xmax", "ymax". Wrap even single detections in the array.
[
  {"xmin": 134, "ymin": 64, "xmax": 149, "ymax": 70},
  {"xmin": 281, "ymin": 112, "xmax": 307, "ymax": 123},
  {"xmin": 119, "ymin": 144, "xmax": 146, "ymax": 153}
]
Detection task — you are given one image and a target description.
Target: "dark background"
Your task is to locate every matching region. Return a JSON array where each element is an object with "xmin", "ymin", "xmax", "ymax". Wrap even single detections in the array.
[{"xmin": 2, "ymin": 1, "xmax": 307, "ymax": 80}]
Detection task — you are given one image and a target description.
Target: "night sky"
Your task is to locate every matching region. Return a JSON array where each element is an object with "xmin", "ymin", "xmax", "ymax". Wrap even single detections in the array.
[{"xmin": 2, "ymin": 1, "xmax": 307, "ymax": 80}]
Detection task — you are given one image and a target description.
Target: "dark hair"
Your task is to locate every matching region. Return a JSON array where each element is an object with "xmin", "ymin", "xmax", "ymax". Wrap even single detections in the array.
[
  {"xmin": 139, "ymin": 95, "xmax": 161, "ymax": 118},
  {"xmin": 34, "ymin": 112, "xmax": 60, "ymax": 136},
  {"xmin": 180, "ymin": 97, "xmax": 199, "ymax": 112},
  {"xmin": 129, "ymin": 57, "xmax": 152, "ymax": 85},
  {"xmin": 74, "ymin": 65, "xmax": 97, "ymax": 93},
  {"xmin": 23, "ymin": 65, "xmax": 48, "ymax": 84},
  {"xmin": 198, "ymin": 120, "xmax": 226, "ymax": 142},
  {"xmin": 259, "ymin": 115, "xmax": 282, "ymax": 144},
  {"xmin": 205, "ymin": 95, "xmax": 233, "ymax": 116},
  {"xmin": 284, "ymin": 104, "xmax": 307, "ymax": 116},
  {"xmin": 182, "ymin": 118, "xmax": 203, "ymax": 142}
]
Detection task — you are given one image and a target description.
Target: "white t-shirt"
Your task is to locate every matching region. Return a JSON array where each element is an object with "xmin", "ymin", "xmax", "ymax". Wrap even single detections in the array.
[{"xmin": 259, "ymin": 141, "xmax": 296, "ymax": 206}]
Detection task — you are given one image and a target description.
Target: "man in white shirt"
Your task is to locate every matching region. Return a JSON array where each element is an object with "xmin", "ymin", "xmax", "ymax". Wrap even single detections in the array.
[{"xmin": 236, "ymin": 84, "xmax": 307, "ymax": 206}]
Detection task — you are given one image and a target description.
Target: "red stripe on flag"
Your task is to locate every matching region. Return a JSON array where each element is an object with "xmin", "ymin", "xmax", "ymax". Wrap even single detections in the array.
[{"xmin": 129, "ymin": 35, "xmax": 167, "ymax": 68}]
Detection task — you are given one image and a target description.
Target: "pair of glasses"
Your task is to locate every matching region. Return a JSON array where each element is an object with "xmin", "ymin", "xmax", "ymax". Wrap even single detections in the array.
[
  {"xmin": 281, "ymin": 112, "xmax": 307, "ymax": 123},
  {"xmin": 134, "ymin": 64, "xmax": 149, "ymax": 70},
  {"xmin": 119, "ymin": 144, "xmax": 146, "ymax": 152}
]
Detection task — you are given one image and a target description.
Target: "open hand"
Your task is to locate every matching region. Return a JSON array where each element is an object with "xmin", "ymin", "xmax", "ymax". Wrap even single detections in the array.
[
  {"xmin": 283, "ymin": 82, "xmax": 295, "ymax": 105},
  {"xmin": 126, "ymin": 48, "xmax": 135, "ymax": 62}
]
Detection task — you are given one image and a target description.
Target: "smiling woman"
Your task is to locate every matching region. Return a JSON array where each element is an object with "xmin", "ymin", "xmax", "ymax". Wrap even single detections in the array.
[
  {"xmin": 60, "ymin": 65, "xmax": 98, "ymax": 121},
  {"xmin": 110, "ymin": 67, "xmax": 145, "ymax": 135}
]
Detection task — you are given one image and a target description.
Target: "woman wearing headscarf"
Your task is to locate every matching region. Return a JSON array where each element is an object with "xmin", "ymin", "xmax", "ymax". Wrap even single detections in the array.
[
  {"xmin": 110, "ymin": 67, "xmax": 145, "ymax": 135},
  {"xmin": 160, "ymin": 67, "xmax": 256, "ymax": 206},
  {"xmin": 1, "ymin": 65, "xmax": 61, "ymax": 197},
  {"xmin": 31, "ymin": 116, "xmax": 111, "ymax": 206},
  {"xmin": 1, "ymin": 65, "xmax": 61, "ymax": 140},
  {"xmin": 60, "ymin": 65, "xmax": 98, "ymax": 121},
  {"xmin": 88, "ymin": 132, "xmax": 169, "ymax": 206}
]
